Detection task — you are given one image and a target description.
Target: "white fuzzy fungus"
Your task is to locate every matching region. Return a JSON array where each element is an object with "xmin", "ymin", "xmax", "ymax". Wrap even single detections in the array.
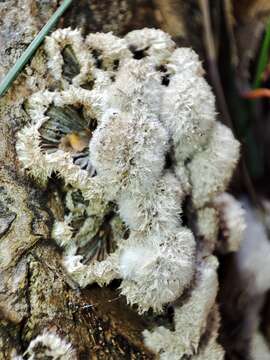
[
  {"xmin": 213, "ymin": 192, "xmax": 246, "ymax": 253},
  {"xmin": 16, "ymin": 27, "xmax": 242, "ymax": 357},
  {"xmin": 143, "ymin": 256, "xmax": 221, "ymax": 359},
  {"xmin": 237, "ymin": 198, "xmax": 270, "ymax": 295},
  {"xmin": 16, "ymin": 330, "xmax": 75, "ymax": 359},
  {"xmin": 196, "ymin": 192, "xmax": 246, "ymax": 255}
]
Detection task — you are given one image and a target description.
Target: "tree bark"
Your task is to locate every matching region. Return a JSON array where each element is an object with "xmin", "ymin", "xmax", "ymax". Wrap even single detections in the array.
[{"xmin": 2, "ymin": 1, "xmax": 270, "ymax": 359}]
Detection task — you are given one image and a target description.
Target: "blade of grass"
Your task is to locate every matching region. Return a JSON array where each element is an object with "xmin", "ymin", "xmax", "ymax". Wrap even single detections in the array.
[
  {"xmin": 253, "ymin": 19, "xmax": 270, "ymax": 89},
  {"xmin": 0, "ymin": 0, "xmax": 73, "ymax": 98}
]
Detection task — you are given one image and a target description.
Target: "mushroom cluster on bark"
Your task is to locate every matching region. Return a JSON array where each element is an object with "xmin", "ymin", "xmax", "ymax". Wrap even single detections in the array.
[{"xmin": 16, "ymin": 28, "xmax": 245, "ymax": 359}]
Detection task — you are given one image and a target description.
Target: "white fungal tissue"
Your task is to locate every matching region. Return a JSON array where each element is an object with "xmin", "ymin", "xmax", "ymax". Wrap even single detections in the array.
[
  {"xmin": 13, "ymin": 331, "xmax": 75, "ymax": 359},
  {"xmin": 16, "ymin": 27, "xmax": 243, "ymax": 357},
  {"xmin": 143, "ymin": 256, "xmax": 224, "ymax": 360}
]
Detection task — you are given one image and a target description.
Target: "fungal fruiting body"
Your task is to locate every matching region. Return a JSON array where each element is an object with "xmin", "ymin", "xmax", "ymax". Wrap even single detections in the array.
[
  {"xmin": 12, "ymin": 331, "xmax": 75, "ymax": 360},
  {"xmin": 143, "ymin": 256, "xmax": 224, "ymax": 360},
  {"xmin": 16, "ymin": 27, "xmax": 244, "ymax": 358},
  {"xmin": 236, "ymin": 198, "xmax": 270, "ymax": 340}
]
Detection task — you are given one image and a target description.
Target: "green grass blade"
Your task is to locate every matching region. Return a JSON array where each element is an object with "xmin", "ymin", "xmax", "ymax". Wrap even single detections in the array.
[
  {"xmin": 254, "ymin": 19, "xmax": 270, "ymax": 89},
  {"xmin": 0, "ymin": 0, "xmax": 73, "ymax": 98}
]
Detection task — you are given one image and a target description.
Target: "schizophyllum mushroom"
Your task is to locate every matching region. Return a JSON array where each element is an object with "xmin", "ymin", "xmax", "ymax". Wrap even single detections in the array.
[
  {"xmin": 16, "ymin": 27, "xmax": 245, "ymax": 358},
  {"xmin": 12, "ymin": 330, "xmax": 75, "ymax": 360}
]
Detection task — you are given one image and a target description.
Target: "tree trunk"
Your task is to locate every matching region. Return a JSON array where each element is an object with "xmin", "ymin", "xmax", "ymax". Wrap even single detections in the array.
[{"xmin": 1, "ymin": 1, "xmax": 270, "ymax": 359}]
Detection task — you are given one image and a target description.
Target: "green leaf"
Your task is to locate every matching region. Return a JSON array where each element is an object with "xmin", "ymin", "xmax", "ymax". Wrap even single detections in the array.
[{"xmin": 253, "ymin": 19, "xmax": 270, "ymax": 89}]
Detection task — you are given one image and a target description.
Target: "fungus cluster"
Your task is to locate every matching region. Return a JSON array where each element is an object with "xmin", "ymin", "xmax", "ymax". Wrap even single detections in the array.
[{"xmin": 16, "ymin": 28, "xmax": 245, "ymax": 358}]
